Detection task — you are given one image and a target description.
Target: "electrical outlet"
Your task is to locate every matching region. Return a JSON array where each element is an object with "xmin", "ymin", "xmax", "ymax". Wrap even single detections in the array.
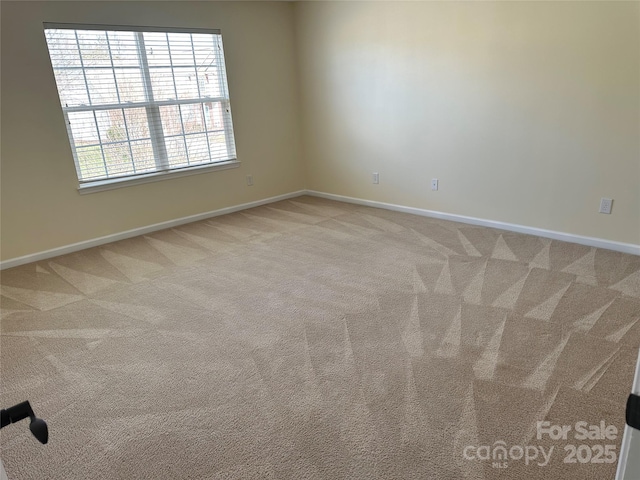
[
  {"xmin": 431, "ymin": 178, "xmax": 438, "ymax": 191},
  {"xmin": 372, "ymin": 172, "xmax": 379, "ymax": 184},
  {"xmin": 246, "ymin": 175, "xmax": 253, "ymax": 186},
  {"xmin": 599, "ymin": 197, "xmax": 613, "ymax": 214}
]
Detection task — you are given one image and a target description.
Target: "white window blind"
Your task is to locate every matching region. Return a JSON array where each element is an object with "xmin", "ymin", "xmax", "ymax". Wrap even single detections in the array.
[{"xmin": 44, "ymin": 23, "xmax": 237, "ymax": 184}]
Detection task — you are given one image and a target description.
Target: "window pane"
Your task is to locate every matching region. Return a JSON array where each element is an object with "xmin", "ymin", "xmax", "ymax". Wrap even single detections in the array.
[
  {"xmin": 186, "ymin": 134, "xmax": 210, "ymax": 165},
  {"xmin": 46, "ymin": 30, "xmax": 81, "ymax": 68},
  {"xmin": 131, "ymin": 140, "xmax": 156, "ymax": 173},
  {"xmin": 203, "ymin": 102, "xmax": 225, "ymax": 131},
  {"xmin": 198, "ymin": 71, "xmax": 221, "ymax": 98},
  {"xmin": 107, "ymin": 31, "xmax": 139, "ymax": 67},
  {"xmin": 124, "ymin": 108, "xmax": 149, "ymax": 140},
  {"xmin": 77, "ymin": 30, "xmax": 110, "ymax": 67},
  {"xmin": 76, "ymin": 146, "xmax": 106, "ymax": 180},
  {"xmin": 104, "ymin": 142, "xmax": 134, "ymax": 176},
  {"xmin": 85, "ymin": 69, "xmax": 118, "ymax": 104},
  {"xmin": 149, "ymin": 67, "xmax": 176, "ymax": 101},
  {"xmin": 180, "ymin": 104, "xmax": 205, "ymax": 134},
  {"xmin": 95, "ymin": 110, "xmax": 127, "ymax": 144},
  {"xmin": 207, "ymin": 132, "xmax": 228, "ymax": 160},
  {"xmin": 160, "ymin": 105, "xmax": 184, "ymax": 136},
  {"xmin": 143, "ymin": 32, "xmax": 171, "ymax": 67},
  {"xmin": 166, "ymin": 136, "xmax": 188, "ymax": 168},
  {"xmin": 174, "ymin": 67, "xmax": 199, "ymax": 99},
  {"xmin": 115, "ymin": 69, "xmax": 145, "ymax": 103},
  {"xmin": 192, "ymin": 34, "xmax": 216, "ymax": 67},
  {"xmin": 53, "ymin": 69, "xmax": 89, "ymax": 107},
  {"xmin": 226, "ymin": 132, "xmax": 236, "ymax": 157},
  {"xmin": 167, "ymin": 33, "xmax": 195, "ymax": 66},
  {"xmin": 68, "ymin": 111, "xmax": 99, "ymax": 147}
]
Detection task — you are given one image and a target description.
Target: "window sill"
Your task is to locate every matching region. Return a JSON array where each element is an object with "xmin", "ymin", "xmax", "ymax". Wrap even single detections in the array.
[{"xmin": 77, "ymin": 160, "xmax": 240, "ymax": 194}]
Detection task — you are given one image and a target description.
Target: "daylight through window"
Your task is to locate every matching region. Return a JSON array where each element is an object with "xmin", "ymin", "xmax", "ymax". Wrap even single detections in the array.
[{"xmin": 44, "ymin": 24, "xmax": 237, "ymax": 185}]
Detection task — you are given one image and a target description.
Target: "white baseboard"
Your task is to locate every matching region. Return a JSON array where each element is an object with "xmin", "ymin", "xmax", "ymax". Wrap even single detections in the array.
[
  {"xmin": 306, "ymin": 190, "xmax": 640, "ymax": 256},
  {"xmin": 0, "ymin": 190, "xmax": 306, "ymax": 270},
  {"xmin": 2, "ymin": 188, "xmax": 638, "ymax": 269}
]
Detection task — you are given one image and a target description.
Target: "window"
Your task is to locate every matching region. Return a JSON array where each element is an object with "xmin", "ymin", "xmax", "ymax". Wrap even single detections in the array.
[{"xmin": 44, "ymin": 23, "xmax": 238, "ymax": 190}]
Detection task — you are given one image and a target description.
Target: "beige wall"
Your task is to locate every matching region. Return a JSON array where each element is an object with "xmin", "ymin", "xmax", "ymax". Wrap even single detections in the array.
[
  {"xmin": 2, "ymin": 1, "xmax": 639, "ymax": 262},
  {"xmin": 295, "ymin": 1, "xmax": 640, "ymax": 245},
  {"xmin": 0, "ymin": 1, "xmax": 304, "ymax": 261}
]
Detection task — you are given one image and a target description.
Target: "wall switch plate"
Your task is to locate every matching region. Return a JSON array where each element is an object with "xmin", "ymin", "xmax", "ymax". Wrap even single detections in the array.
[
  {"xmin": 246, "ymin": 175, "xmax": 253, "ymax": 186},
  {"xmin": 599, "ymin": 197, "xmax": 613, "ymax": 214},
  {"xmin": 431, "ymin": 178, "xmax": 438, "ymax": 191},
  {"xmin": 373, "ymin": 172, "xmax": 379, "ymax": 184}
]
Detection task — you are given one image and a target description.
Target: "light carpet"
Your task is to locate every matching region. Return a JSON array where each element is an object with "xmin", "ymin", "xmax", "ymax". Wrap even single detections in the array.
[{"xmin": 1, "ymin": 196, "xmax": 639, "ymax": 479}]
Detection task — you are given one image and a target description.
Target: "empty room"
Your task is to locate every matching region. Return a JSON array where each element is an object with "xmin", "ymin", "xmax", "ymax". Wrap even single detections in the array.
[{"xmin": 1, "ymin": 1, "xmax": 639, "ymax": 479}]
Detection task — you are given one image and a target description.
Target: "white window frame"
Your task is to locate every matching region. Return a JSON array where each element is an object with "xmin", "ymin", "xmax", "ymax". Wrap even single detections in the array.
[{"xmin": 44, "ymin": 23, "xmax": 239, "ymax": 194}]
